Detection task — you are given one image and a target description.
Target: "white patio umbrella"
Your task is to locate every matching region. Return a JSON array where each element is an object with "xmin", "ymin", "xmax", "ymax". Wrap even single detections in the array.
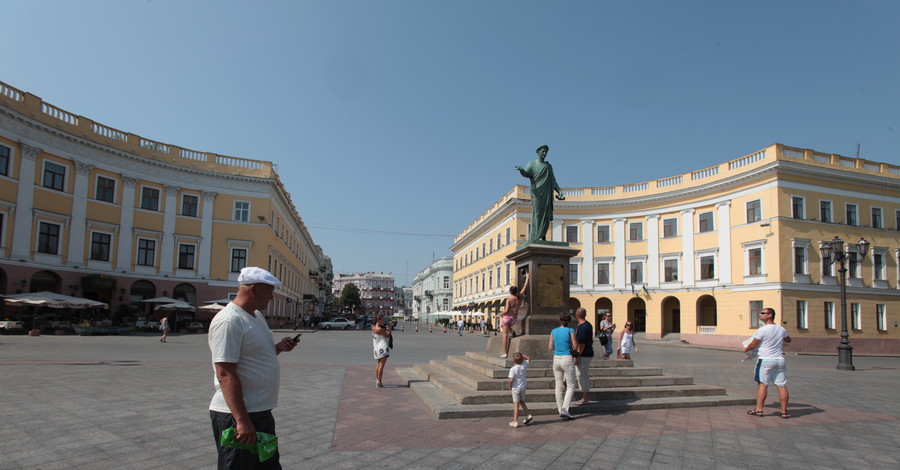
[
  {"xmin": 154, "ymin": 300, "xmax": 196, "ymax": 311},
  {"xmin": 139, "ymin": 296, "xmax": 182, "ymax": 304},
  {"xmin": 2, "ymin": 291, "xmax": 108, "ymax": 309},
  {"xmin": 198, "ymin": 303, "xmax": 227, "ymax": 312}
]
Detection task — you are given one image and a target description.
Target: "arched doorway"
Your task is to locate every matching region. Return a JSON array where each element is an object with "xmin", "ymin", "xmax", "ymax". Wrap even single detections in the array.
[
  {"xmin": 173, "ymin": 283, "xmax": 197, "ymax": 305},
  {"xmin": 130, "ymin": 280, "xmax": 156, "ymax": 316},
  {"xmin": 594, "ymin": 297, "xmax": 612, "ymax": 327},
  {"xmin": 568, "ymin": 297, "xmax": 581, "ymax": 314},
  {"xmin": 627, "ymin": 297, "xmax": 647, "ymax": 332},
  {"xmin": 30, "ymin": 270, "xmax": 61, "ymax": 293},
  {"xmin": 697, "ymin": 295, "xmax": 718, "ymax": 333},
  {"xmin": 661, "ymin": 296, "xmax": 681, "ymax": 335}
]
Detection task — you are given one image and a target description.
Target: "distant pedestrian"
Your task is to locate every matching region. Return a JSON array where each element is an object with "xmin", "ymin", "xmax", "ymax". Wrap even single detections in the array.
[
  {"xmin": 159, "ymin": 314, "xmax": 170, "ymax": 343},
  {"xmin": 480, "ymin": 319, "xmax": 487, "ymax": 336},
  {"xmin": 457, "ymin": 319, "xmax": 464, "ymax": 336},
  {"xmin": 617, "ymin": 322, "xmax": 637, "ymax": 359},
  {"xmin": 573, "ymin": 308, "xmax": 593, "ymax": 405},
  {"xmin": 743, "ymin": 307, "xmax": 792, "ymax": 418},
  {"xmin": 373, "ymin": 314, "xmax": 392, "ymax": 388},
  {"xmin": 507, "ymin": 352, "xmax": 534, "ymax": 428},
  {"xmin": 598, "ymin": 313, "xmax": 616, "ymax": 358},
  {"xmin": 548, "ymin": 312, "xmax": 577, "ymax": 420}
]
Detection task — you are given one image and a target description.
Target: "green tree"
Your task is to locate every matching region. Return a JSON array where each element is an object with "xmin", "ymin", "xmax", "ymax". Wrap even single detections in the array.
[{"xmin": 339, "ymin": 283, "xmax": 361, "ymax": 313}]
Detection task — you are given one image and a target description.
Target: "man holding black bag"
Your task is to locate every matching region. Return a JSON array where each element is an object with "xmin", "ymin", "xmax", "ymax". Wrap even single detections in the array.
[{"xmin": 598, "ymin": 313, "xmax": 615, "ymax": 358}]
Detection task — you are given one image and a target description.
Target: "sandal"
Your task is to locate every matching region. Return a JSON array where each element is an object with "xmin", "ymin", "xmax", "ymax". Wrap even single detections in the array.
[
  {"xmin": 747, "ymin": 410, "xmax": 764, "ymax": 417},
  {"xmin": 774, "ymin": 411, "xmax": 790, "ymax": 419}
]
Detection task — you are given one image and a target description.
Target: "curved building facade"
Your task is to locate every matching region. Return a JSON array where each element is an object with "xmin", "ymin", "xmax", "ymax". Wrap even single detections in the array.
[
  {"xmin": 0, "ymin": 80, "xmax": 330, "ymax": 325},
  {"xmin": 452, "ymin": 144, "xmax": 900, "ymax": 353}
]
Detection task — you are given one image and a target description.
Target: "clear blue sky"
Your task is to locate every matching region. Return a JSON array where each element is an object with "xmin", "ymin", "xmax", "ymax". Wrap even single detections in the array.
[{"xmin": 3, "ymin": 1, "xmax": 898, "ymax": 285}]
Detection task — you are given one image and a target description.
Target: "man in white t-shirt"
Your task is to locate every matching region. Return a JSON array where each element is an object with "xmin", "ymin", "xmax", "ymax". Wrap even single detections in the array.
[
  {"xmin": 457, "ymin": 319, "xmax": 465, "ymax": 336},
  {"xmin": 209, "ymin": 267, "xmax": 299, "ymax": 469},
  {"xmin": 742, "ymin": 307, "xmax": 792, "ymax": 418}
]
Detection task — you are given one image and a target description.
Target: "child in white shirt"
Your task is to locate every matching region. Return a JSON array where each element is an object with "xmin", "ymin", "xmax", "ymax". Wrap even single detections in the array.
[{"xmin": 508, "ymin": 352, "xmax": 534, "ymax": 428}]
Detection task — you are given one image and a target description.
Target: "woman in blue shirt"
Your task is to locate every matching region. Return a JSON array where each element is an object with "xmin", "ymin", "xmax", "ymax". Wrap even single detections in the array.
[{"xmin": 548, "ymin": 312, "xmax": 578, "ymax": 419}]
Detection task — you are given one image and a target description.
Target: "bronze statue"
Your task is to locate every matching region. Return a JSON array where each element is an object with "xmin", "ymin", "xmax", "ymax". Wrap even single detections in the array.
[{"xmin": 516, "ymin": 145, "xmax": 565, "ymax": 242}]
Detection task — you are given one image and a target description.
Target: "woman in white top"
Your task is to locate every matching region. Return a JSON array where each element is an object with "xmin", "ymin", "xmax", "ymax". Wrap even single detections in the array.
[
  {"xmin": 617, "ymin": 322, "xmax": 637, "ymax": 359},
  {"xmin": 372, "ymin": 314, "xmax": 392, "ymax": 388},
  {"xmin": 159, "ymin": 314, "xmax": 170, "ymax": 343}
]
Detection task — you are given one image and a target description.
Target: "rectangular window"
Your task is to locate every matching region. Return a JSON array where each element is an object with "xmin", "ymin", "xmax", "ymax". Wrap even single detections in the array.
[
  {"xmin": 629, "ymin": 222, "xmax": 643, "ymax": 241},
  {"xmin": 748, "ymin": 248, "xmax": 762, "ymax": 275},
  {"xmin": 846, "ymin": 204, "xmax": 857, "ymax": 225},
  {"xmin": 851, "ymin": 303, "xmax": 861, "ymax": 330},
  {"xmin": 698, "ymin": 212, "xmax": 714, "ymax": 232},
  {"xmin": 746, "ymin": 200, "xmax": 761, "ymax": 223},
  {"xmin": 822, "ymin": 253, "xmax": 833, "ymax": 277},
  {"xmin": 505, "ymin": 264, "xmax": 510, "ymax": 284},
  {"xmin": 796, "ymin": 300, "xmax": 808, "ymax": 329},
  {"xmin": 234, "ymin": 201, "xmax": 249, "ymax": 222},
  {"xmin": 820, "ymin": 200, "xmax": 832, "ymax": 223},
  {"xmin": 824, "ymin": 302, "xmax": 835, "ymax": 330},
  {"xmin": 597, "ymin": 225, "xmax": 610, "ymax": 242},
  {"xmin": 597, "ymin": 263, "xmax": 610, "ymax": 284},
  {"xmin": 848, "ymin": 250, "xmax": 859, "ymax": 278},
  {"xmin": 96, "ymin": 176, "xmax": 115, "ymax": 203},
  {"xmin": 0, "ymin": 145, "xmax": 9, "ymax": 176},
  {"xmin": 90, "ymin": 232, "xmax": 111, "ymax": 261},
  {"xmin": 443, "ymin": 276, "xmax": 450, "ymax": 289},
  {"xmin": 182, "ymin": 195, "xmax": 198, "ymax": 217},
  {"xmin": 876, "ymin": 304, "xmax": 887, "ymax": 331},
  {"xmin": 43, "ymin": 161, "xmax": 66, "ymax": 191},
  {"xmin": 700, "ymin": 255, "xmax": 715, "ymax": 280},
  {"xmin": 750, "ymin": 300, "xmax": 764, "ymax": 328},
  {"xmin": 791, "ymin": 196, "xmax": 804, "ymax": 219},
  {"xmin": 873, "ymin": 253, "xmax": 885, "ymax": 280},
  {"xmin": 664, "ymin": 259, "xmax": 678, "ymax": 282},
  {"xmin": 566, "ymin": 226, "xmax": 578, "ymax": 243},
  {"xmin": 871, "ymin": 207, "xmax": 882, "ymax": 229},
  {"xmin": 231, "ymin": 248, "xmax": 247, "ymax": 272},
  {"xmin": 489, "ymin": 239, "xmax": 493, "ymax": 254},
  {"xmin": 630, "ymin": 262, "xmax": 643, "ymax": 284},
  {"xmin": 137, "ymin": 239, "xmax": 156, "ymax": 266},
  {"xmin": 896, "ymin": 210, "xmax": 900, "ymax": 231},
  {"xmin": 37, "ymin": 222, "xmax": 61, "ymax": 254},
  {"xmin": 663, "ymin": 218, "xmax": 677, "ymax": 237},
  {"xmin": 794, "ymin": 246, "xmax": 806, "ymax": 274},
  {"xmin": 178, "ymin": 244, "xmax": 196, "ymax": 270},
  {"xmin": 140, "ymin": 187, "xmax": 160, "ymax": 211},
  {"xmin": 569, "ymin": 263, "xmax": 579, "ymax": 285},
  {"xmin": 505, "ymin": 227, "xmax": 510, "ymax": 245}
]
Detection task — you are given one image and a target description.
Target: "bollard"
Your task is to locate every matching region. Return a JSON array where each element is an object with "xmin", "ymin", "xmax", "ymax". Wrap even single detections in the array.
[{"xmin": 429, "ymin": 326, "xmax": 433, "ymax": 333}]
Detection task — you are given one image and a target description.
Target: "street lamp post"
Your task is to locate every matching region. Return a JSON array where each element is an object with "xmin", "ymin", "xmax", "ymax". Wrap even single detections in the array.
[{"xmin": 819, "ymin": 236, "xmax": 869, "ymax": 371}]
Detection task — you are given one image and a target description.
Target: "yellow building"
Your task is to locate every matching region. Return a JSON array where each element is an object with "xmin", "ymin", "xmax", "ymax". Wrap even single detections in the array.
[
  {"xmin": 452, "ymin": 144, "xmax": 900, "ymax": 354},
  {"xmin": 0, "ymin": 80, "xmax": 330, "ymax": 325}
]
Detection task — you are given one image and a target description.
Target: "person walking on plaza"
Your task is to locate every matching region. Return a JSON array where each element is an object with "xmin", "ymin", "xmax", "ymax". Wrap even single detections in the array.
[
  {"xmin": 573, "ymin": 308, "xmax": 594, "ymax": 405},
  {"xmin": 598, "ymin": 313, "xmax": 615, "ymax": 358},
  {"xmin": 548, "ymin": 312, "xmax": 578, "ymax": 419},
  {"xmin": 617, "ymin": 321, "xmax": 637, "ymax": 359},
  {"xmin": 373, "ymin": 314, "xmax": 392, "ymax": 388},
  {"xmin": 159, "ymin": 314, "xmax": 170, "ymax": 343},
  {"xmin": 208, "ymin": 267, "xmax": 299, "ymax": 469},
  {"xmin": 507, "ymin": 352, "xmax": 534, "ymax": 428},
  {"xmin": 743, "ymin": 307, "xmax": 792, "ymax": 418},
  {"xmin": 499, "ymin": 272, "xmax": 530, "ymax": 358},
  {"xmin": 457, "ymin": 318, "xmax": 465, "ymax": 336}
]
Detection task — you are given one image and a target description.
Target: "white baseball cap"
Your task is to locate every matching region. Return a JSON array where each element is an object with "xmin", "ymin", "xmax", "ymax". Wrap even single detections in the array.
[{"xmin": 238, "ymin": 267, "xmax": 282, "ymax": 286}]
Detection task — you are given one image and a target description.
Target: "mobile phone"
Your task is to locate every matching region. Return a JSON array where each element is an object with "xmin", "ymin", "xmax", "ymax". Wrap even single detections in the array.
[{"xmin": 292, "ymin": 334, "xmax": 302, "ymax": 341}]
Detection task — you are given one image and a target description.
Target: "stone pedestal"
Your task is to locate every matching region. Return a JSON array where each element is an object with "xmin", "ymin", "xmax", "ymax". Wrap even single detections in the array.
[{"xmin": 487, "ymin": 242, "xmax": 580, "ymax": 360}]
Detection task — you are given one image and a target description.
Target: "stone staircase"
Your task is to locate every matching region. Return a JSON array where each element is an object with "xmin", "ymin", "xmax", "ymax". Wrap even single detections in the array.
[{"xmin": 398, "ymin": 352, "xmax": 754, "ymax": 419}]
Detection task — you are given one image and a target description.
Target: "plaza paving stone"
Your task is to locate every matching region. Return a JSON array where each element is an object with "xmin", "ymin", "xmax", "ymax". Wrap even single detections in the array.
[{"xmin": 1, "ymin": 328, "xmax": 898, "ymax": 469}]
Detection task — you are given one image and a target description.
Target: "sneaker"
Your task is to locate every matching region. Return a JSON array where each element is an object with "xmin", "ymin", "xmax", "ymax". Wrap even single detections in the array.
[
  {"xmin": 508, "ymin": 421, "xmax": 519, "ymax": 428},
  {"xmin": 376, "ymin": 382, "xmax": 384, "ymax": 388},
  {"xmin": 523, "ymin": 415, "xmax": 534, "ymax": 425},
  {"xmin": 500, "ymin": 354, "xmax": 508, "ymax": 358},
  {"xmin": 559, "ymin": 412, "xmax": 574, "ymax": 420}
]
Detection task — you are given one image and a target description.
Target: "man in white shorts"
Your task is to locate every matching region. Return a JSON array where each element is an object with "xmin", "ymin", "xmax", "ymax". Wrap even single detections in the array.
[{"xmin": 742, "ymin": 307, "xmax": 792, "ymax": 418}]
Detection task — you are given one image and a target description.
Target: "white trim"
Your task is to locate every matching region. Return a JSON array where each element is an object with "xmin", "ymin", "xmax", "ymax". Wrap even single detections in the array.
[
  {"xmin": 40, "ymin": 158, "xmax": 68, "ymax": 192},
  {"xmin": 138, "ymin": 184, "xmax": 162, "ymax": 211},
  {"xmin": 818, "ymin": 199, "xmax": 833, "ymax": 223},
  {"xmin": 790, "ymin": 194, "xmax": 806, "ymax": 220},
  {"xmin": 94, "ymin": 174, "xmax": 117, "ymax": 203}
]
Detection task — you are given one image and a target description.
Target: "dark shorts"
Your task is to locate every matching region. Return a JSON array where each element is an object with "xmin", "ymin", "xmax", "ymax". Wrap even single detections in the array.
[{"xmin": 210, "ymin": 410, "xmax": 281, "ymax": 469}]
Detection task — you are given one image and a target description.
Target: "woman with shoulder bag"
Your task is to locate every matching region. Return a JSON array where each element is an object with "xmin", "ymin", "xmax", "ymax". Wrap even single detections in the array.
[
  {"xmin": 598, "ymin": 313, "xmax": 615, "ymax": 358},
  {"xmin": 372, "ymin": 314, "xmax": 392, "ymax": 388},
  {"xmin": 548, "ymin": 312, "xmax": 578, "ymax": 419}
]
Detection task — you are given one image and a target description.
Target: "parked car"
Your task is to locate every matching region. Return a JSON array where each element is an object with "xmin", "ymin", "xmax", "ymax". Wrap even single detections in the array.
[
  {"xmin": 0, "ymin": 321, "xmax": 26, "ymax": 334},
  {"xmin": 317, "ymin": 317, "xmax": 354, "ymax": 330}
]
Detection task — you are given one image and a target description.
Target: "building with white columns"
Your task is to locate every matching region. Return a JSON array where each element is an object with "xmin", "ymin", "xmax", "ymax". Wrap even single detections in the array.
[
  {"xmin": 0, "ymin": 80, "xmax": 328, "ymax": 325},
  {"xmin": 452, "ymin": 144, "xmax": 900, "ymax": 354}
]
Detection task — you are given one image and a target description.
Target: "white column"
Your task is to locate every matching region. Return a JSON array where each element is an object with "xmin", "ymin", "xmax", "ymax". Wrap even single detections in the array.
[
  {"xmin": 647, "ymin": 214, "xmax": 660, "ymax": 288},
  {"xmin": 614, "ymin": 218, "xmax": 626, "ymax": 289},
  {"xmin": 199, "ymin": 191, "xmax": 216, "ymax": 279},
  {"xmin": 159, "ymin": 185, "xmax": 179, "ymax": 274},
  {"xmin": 681, "ymin": 209, "xmax": 695, "ymax": 287},
  {"xmin": 67, "ymin": 161, "xmax": 93, "ymax": 266},
  {"xmin": 11, "ymin": 143, "xmax": 39, "ymax": 260},
  {"xmin": 116, "ymin": 176, "xmax": 138, "ymax": 272},
  {"xmin": 581, "ymin": 219, "xmax": 594, "ymax": 286},
  {"xmin": 717, "ymin": 201, "xmax": 732, "ymax": 285},
  {"xmin": 552, "ymin": 220, "xmax": 563, "ymax": 242}
]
